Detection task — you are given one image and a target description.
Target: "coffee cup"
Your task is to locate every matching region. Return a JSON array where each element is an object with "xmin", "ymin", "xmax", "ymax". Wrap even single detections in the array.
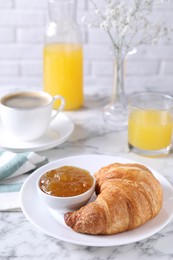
[{"xmin": 0, "ymin": 90, "xmax": 65, "ymax": 141}]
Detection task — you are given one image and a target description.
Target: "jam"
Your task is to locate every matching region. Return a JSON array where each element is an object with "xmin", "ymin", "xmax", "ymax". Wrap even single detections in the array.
[{"xmin": 39, "ymin": 166, "xmax": 94, "ymax": 197}]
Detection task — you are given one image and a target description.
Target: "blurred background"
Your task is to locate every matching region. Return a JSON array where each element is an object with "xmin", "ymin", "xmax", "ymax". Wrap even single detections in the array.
[{"xmin": 0, "ymin": 0, "xmax": 173, "ymax": 96}]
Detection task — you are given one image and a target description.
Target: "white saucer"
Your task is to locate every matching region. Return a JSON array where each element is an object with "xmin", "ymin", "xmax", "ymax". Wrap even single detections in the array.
[
  {"xmin": 0, "ymin": 112, "xmax": 74, "ymax": 152},
  {"xmin": 21, "ymin": 155, "xmax": 173, "ymax": 247}
]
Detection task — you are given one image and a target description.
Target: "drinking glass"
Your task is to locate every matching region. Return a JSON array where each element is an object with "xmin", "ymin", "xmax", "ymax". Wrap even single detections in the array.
[{"xmin": 128, "ymin": 92, "xmax": 173, "ymax": 156}]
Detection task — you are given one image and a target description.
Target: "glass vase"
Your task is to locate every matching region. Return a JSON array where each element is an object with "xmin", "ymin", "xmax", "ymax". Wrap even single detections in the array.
[{"xmin": 103, "ymin": 50, "xmax": 128, "ymax": 131}]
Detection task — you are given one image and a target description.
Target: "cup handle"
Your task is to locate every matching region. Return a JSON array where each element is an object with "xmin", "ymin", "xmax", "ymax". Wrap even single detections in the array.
[{"xmin": 51, "ymin": 95, "xmax": 65, "ymax": 121}]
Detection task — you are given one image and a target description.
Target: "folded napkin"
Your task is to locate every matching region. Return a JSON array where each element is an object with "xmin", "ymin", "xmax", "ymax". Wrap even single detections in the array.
[{"xmin": 0, "ymin": 149, "xmax": 48, "ymax": 211}]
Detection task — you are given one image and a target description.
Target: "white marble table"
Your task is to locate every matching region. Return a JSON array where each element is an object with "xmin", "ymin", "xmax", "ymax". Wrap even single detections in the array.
[{"xmin": 1, "ymin": 89, "xmax": 173, "ymax": 260}]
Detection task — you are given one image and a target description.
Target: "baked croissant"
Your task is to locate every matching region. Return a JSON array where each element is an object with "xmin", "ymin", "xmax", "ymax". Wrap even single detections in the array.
[{"xmin": 64, "ymin": 163, "xmax": 163, "ymax": 235}]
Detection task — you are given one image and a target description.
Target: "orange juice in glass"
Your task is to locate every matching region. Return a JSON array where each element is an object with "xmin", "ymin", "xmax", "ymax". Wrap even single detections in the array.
[
  {"xmin": 43, "ymin": 43, "xmax": 83, "ymax": 110},
  {"xmin": 128, "ymin": 93, "xmax": 173, "ymax": 156}
]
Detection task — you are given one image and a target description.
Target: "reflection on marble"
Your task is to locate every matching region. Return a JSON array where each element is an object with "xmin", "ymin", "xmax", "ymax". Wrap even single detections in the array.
[{"xmin": 1, "ymin": 87, "xmax": 173, "ymax": 259}]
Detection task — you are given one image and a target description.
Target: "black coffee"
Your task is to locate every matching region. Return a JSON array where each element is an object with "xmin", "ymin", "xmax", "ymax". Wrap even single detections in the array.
[{"xmin": 2, "ymin": 93, "xmax": 49, "ymax": 109}]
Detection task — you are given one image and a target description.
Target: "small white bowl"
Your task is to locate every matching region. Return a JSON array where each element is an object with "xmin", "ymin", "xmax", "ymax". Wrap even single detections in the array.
[{"xmin": 37, "ymin": 172, "xmax": 96, "ymax": 213}]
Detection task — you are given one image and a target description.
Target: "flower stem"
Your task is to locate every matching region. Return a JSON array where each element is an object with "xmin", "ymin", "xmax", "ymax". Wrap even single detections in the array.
[{"xmin": 112, "ymin": 51, "xmax": 125, "ymax": 104}]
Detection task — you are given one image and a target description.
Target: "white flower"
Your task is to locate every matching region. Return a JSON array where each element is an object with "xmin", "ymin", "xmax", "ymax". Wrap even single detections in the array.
[{"xmin": 88, "ymin": 0, "xmax": 170, "ymax": 54}]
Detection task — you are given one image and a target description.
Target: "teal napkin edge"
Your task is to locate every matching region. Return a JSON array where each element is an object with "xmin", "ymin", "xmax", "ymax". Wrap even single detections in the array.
[
  {"xmin": 0, "ymin": 150, "xmax": 4, "ymax": 156},
  {"xmin": 0, "ymin": 183, "xmax": 23, "ymax": 193},
  {"xmin": 0, "ymin": 149, "xmax": 49, "ymax": 192},
  {"xmin": 0, "ymin": 153, "xmax": 29, "ymax": 181}
]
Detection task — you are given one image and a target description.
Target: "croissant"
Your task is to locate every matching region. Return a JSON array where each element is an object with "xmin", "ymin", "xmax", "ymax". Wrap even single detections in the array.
[{"xmin": 64, "ymin": 163, "xmax": 163, "ymax": 235}]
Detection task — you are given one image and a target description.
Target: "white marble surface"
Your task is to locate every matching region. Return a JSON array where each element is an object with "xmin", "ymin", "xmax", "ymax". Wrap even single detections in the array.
[{"xmin": 1, "ymin": 88, "xmax": 173, "ymax": 260}]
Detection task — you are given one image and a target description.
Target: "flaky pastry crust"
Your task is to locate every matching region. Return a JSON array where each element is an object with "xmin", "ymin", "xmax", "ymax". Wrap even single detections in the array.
[{"xmin": 64, "ymin": 163, "xmax": 163, "ymax": 235}]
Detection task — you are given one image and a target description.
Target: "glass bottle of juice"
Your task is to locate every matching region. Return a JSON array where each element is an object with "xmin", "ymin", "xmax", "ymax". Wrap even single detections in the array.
[{"xmin": 44, "ymin": 0, "xmax": 83, "ymax": 110}]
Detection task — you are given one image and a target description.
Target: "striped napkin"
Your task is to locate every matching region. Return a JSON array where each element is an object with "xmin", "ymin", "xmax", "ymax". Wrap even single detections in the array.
[{"xmin": 0, "ymin": 149, "xmax": 48, "ymax": 211}]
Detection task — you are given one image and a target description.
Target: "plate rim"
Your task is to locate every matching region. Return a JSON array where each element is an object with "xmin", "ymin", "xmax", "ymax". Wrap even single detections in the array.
[
  {"xmin": 0, "ymin": 112, "xmax": 74, "ymax": 152},
  {"xmin": 20, "ymin": 154, "xmax": 173, "ymax": 247}
]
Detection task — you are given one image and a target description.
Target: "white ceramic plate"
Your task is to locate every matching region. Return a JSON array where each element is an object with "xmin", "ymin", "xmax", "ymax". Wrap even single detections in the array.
[
  {"xmin": 20, "ymin": 154, "xmax": 173, "ymax": 247},
  {"xmin": 0, "ymin": 112, "xmax": 74, "ymax": 152}
]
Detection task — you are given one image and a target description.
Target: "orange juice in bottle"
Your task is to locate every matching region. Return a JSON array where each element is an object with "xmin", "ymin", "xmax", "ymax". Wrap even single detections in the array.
[
  {"xmin": 44, "ymin": 0, "xmax": 83, "ymax": 110},
  {"xmin": 44, "ymin": 43, "xmax": 83, "ymax": 110}
]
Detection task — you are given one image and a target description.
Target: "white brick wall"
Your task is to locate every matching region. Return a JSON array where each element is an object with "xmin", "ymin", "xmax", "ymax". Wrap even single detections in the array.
[{"xmin": 0, "ymin": 0, "xmax": 172, "ymax": 95}]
